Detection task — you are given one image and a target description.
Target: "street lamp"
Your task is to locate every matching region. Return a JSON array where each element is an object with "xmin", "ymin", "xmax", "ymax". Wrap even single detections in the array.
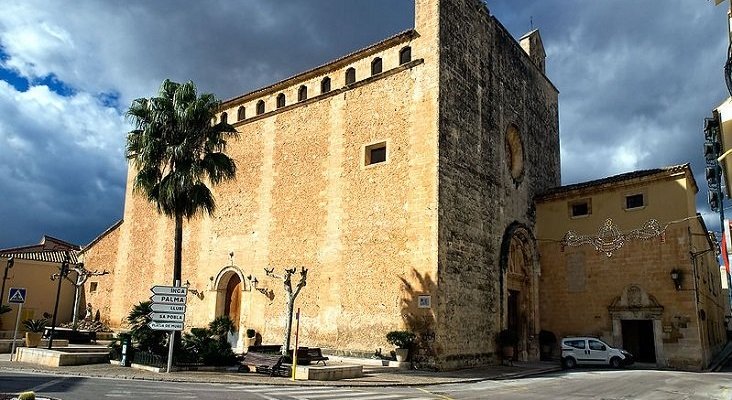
[
  {"xmin": 715, "ymin": 144, "xmax": 732, "ymax": 312},
  {"xmin": 0, "ymin": 256, "xmax": 14, "ymax": 308},
  {"xmin": 48, "ymin": 252, "xmax": 71, "ymax": 349}
]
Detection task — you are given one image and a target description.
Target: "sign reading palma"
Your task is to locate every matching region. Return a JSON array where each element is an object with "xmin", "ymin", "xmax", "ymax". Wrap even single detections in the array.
[{"xmin": 148, "ymin": 285, "xmax": 187, "ymax": 331}]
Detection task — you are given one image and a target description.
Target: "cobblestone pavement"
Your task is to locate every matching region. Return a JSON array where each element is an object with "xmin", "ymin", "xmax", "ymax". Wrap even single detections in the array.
[{"xmin": 0, "ymin": 352, "xmax": 560, "ymax": 387}]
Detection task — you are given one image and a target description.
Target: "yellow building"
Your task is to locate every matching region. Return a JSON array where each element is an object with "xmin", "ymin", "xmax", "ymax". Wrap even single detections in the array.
[
  {"xmin": 82, "ymin": 0, "xmax": 560, "ymax": 370},
  {"xmin": 0, "ymin": 236, "xmax": 78, "ymax": 331},
  {"xmin": 536, "ymin": 164, "xmax": 727, "ymax": 370}
]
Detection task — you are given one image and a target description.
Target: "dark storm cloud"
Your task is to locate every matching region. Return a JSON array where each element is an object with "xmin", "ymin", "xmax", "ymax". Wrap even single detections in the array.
[{"xmin": 0, "ymin": 0, "xmax": 729, "ymax": 246}]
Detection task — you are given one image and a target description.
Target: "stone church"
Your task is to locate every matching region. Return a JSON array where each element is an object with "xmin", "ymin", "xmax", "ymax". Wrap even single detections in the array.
[{"xmin": 82, "ymin": 0, "xmax": 559, "ymax": 370}]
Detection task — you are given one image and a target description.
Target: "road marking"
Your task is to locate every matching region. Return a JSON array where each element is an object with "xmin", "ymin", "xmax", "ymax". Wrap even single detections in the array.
[
  {"xmin": 416, "ymin": 387, "xmax": 455, "ymax": 400},
  {"xmin": 28, "ymin": 377, "xmax": 67, "ymax": 392}
]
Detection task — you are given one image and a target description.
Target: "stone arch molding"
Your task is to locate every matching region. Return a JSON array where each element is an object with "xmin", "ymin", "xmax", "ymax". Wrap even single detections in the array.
[
  {"xmin": 498, "ymin": 221, "xmax": 541, "ymax": 361},
  {"xmin": 608, "ymin": 284, "xmax": 664, "ymax": 317},
  {"xmin": 608, "ymin": 284, "xmax": 666, "ymax": 367},
  {"xmin": 213, "ymin": 265, "xmax": 248, "ymax": 293},
  {"xmin": 213, "ymin": 265, "xmax": 248, "ymax": 352}
]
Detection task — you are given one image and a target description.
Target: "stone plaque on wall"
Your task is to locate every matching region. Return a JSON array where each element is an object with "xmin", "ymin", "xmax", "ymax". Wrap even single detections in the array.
[{"xmin": 566, "ymin": 252, "xmax": 586, "ymax": 293}]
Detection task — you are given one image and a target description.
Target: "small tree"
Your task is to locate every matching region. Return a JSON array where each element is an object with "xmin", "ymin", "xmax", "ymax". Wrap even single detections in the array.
[{"xmin": 264, "ymin": 266, "xmax": 308, "ymax": 355}]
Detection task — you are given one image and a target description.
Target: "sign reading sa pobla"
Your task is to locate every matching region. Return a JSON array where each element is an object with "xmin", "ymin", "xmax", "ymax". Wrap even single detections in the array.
[{"xmin": 148, "ymin": 285, "xmax": 187, "ymax": 331}]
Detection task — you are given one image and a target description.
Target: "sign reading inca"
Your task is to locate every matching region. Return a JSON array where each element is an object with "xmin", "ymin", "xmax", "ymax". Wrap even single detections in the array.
[
  {"xmin": 151, "ymin": 286, "xmax": 188, "ymax": 296},
  {"xmin": 148, "ymin": 285, "xmax": 187, "ymax": 331}
]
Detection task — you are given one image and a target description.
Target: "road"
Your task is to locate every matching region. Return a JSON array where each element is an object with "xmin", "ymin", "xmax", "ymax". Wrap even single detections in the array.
[{"xmin": 1, "ymin": 369, "xmax": 731, "ymax": 399}]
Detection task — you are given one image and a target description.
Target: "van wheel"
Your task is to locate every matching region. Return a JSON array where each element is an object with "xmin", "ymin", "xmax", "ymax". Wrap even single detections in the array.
[
  {"xmin": 610, "ymin": 357, "xmax": 622, "ymax": 368},
  {"xmin": 563, "ymin": 357, "xmax": 577, "ymax": 369}
]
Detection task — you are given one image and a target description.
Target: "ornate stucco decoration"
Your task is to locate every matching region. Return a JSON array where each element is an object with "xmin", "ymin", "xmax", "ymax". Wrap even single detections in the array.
[{"xmin": 563, "ymin": 218, "xmax": 664, "ymax": 257}]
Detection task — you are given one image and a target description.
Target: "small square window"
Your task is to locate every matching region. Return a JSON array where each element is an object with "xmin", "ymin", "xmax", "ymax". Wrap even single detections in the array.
[
  {"xmin": 569, "ymin": 199, "xmax": 591, "ymax": 218},
  {"xmin": 90, "ymin": 282, "xmax": 98, "ymax": 293},
  {"xmin": 365, "ymin": 142, "xmax": 387, "ymax": 166},
  {"xmin": 625, "ymin": 193, "xmax": 645, "ymax": 209}
]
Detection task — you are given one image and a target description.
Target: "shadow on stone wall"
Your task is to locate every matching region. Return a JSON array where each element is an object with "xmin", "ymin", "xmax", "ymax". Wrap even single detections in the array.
[{"xmin": 399, "ymin": 269, "xmax": 438, "ymax": 369}]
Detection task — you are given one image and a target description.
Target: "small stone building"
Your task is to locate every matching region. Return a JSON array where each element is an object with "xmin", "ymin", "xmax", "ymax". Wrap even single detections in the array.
[
  {"xmin": 536, "ymin": 165, "xmax": 727, "ymax": 370},
  {"xmin": 82, "ymin": 0, "xmax": 560, "ymax": 370}
]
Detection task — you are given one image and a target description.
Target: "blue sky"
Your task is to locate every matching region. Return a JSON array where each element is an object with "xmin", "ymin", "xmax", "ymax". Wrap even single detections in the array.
[{"xmin": 0, "ymin": 0, "xmax": 729, "ymax": 248}]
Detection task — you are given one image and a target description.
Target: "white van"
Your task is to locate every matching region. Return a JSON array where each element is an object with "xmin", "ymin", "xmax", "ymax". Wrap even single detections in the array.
[{"xmin": 560, "ymin": 337, "xmax": 634, "ymax": 369}]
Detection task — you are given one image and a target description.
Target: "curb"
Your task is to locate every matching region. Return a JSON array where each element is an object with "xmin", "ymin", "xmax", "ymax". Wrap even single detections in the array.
[{"xmin": 0, "ymin": 363, "xmax": 561, "ymax": 388}]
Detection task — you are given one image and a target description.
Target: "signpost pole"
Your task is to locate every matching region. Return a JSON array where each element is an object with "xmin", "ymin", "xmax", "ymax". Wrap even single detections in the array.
[
  {"xmin": 166, "ymin": 330, "xmax": 175, "ymax": 373},
  {"xmin": 165, "ymin": 279, "xmax": 180, "ymax": 373},
  {"xmin": 10, "ymin": 302, "xmax": 22, "ymax": 362}
]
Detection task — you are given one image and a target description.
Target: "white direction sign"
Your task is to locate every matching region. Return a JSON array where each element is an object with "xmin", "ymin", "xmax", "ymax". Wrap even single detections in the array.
[
  {"xmin": 150, "ymin": 294, "xmax": 186, "ymax": 304},
  {"xmin": 149, "ymin": 312, "xmax": 185, "ymax": 322},
  {"xmin": 150, "ymin": 286, "xmax": 188, "ymax": 296},
  {"xmin": 150, "ymin": 303, "xmax": 186, "ymax": 314},
  {"xmin": 148, "ymin": 321, "xmax": 183, "ymax": 331}
]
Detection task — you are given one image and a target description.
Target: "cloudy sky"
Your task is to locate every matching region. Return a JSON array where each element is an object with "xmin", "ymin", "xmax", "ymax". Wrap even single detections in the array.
[{"xmin": 0, "ymin": 0, "xmax": 729, "ymax": 249}]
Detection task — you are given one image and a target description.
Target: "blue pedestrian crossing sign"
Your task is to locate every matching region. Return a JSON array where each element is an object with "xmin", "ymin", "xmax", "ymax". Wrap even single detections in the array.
[{"xmin": 8, "ymin": 287, "xmax": 26, "ymax": 304}]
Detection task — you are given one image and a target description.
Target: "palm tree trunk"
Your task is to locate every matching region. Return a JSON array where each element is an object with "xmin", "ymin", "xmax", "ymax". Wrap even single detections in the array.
[{"xmin": 173, "ymin": 214, "xmax": 183, "ymax": 285}]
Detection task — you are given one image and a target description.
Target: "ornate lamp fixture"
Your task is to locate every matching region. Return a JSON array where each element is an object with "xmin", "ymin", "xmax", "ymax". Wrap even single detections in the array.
[{"xmin": 670, "ymin": 269, "xmax": 683, "ymax": 291}]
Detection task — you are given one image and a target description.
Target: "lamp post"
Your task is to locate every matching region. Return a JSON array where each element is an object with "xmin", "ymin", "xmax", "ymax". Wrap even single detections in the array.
[
  {"xmin": 716, "ymin": 150, "xmax": 732, "ymax": 312},
  {"xmin": 48, "ymin": 252, "xmax": 70, "ymax": 349},
  {"xmin": 0, "ymin": 256, "xmax": 14, "ymax": 308}
]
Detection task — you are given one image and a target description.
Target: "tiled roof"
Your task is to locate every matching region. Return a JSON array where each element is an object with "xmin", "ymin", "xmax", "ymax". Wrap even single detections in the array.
[
  {"xmin": 0, "ymin": 250, "xmax": 79, "ymax": 264},
  {"xmin": 0, "ymin": 235, "xmax": 81, "ymax": 264},
  {"xmin": 537, "ymin": 164, "xmax": 691, "ymax": 201}
]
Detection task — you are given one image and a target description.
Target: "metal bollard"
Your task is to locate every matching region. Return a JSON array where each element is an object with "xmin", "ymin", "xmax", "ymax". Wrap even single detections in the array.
[{"xmin": 120, "ymin": 335, "xmax": 131, "ymax": 367}]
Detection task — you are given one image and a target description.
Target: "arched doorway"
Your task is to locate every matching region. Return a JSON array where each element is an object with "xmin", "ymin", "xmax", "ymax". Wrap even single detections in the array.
[
  {"xmin": 224, "ymin": 274, "xmax": 242, "ymax": 335},
  {"xmin": 213, "ymin": 267, "xmax": 246, "ymax": 350},
  {"xmin": 500, "ymin": 223, "xmax": 540, "ymax": 361}
]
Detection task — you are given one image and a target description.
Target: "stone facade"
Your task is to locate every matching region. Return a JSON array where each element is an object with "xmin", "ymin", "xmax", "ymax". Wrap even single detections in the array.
[
  {"xmin": 536, "ymin": 165, "xmax": 727, "ymax": 370},
  {"xmin": 81, "ymin": 0, "xmax": 560, "ymax": 370}
]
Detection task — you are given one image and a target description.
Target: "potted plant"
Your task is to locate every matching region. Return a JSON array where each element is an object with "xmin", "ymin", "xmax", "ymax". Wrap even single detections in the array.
[
  {"xmin": 245, "ymin": 328, "xmax": 257, "ymax": 347},
  {"xmin": 22, "ymin": 318, "xmax": 47, "ymax": 348},
  {"xmin": 538, "ymin": 330, "xmax": 557, "ymax": 360},
  {"xmin": 497, "ymin": 329, "xmax": 519, "ymax": 360},
  {"xmin": 386, "ymin": 330, "xmax": 415, "ymax": 362}
]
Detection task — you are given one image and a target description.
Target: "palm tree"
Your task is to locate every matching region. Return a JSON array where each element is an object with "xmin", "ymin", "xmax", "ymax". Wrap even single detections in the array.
[{"xmin": 126, "ymin": 79, "xmax": 238, "ymax": 285}]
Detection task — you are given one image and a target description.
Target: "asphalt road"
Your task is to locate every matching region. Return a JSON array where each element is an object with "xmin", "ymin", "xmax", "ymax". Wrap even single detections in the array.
[{"xmin": 1, "ymin": 369, "xmax": 732, "ymax": 400}]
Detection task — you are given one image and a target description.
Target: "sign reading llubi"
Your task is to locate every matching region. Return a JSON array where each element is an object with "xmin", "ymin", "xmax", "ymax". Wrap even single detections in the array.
[{"xmin": 148, "ymin": 285, "xmax": 187, "ymax": 331}]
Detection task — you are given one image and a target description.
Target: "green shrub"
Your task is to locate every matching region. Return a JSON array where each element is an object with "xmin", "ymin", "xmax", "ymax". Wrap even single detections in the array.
[
  {"xmin": 208, "ymin": 315, "xmax": 235, "ymax": 339},
  {"xmin": 22, "ymin": 318, "xmax": 47, "ymax": 333},
  {"xmin": 0, "ymin": 304, "xmax": 11, "ymax": 315},
  {"xmin": 127, "ymin": 301, "xmax": 167, "ymax": 355},
  {"xmin": 180, "ymin": 321, "xmax": 237, "ymax": 366},
  {"xmin": 386, "ymin": 331, "xmax": 416, "ymax": 349}
]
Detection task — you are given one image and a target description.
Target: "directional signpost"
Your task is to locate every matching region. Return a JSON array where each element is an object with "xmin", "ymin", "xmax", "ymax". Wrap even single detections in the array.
[
  {"xmin": 8, "ymin": 288, "xmax": 26, "ymax": 361},
  {"xmin": 149, "ymin": 284, "xmax": 187, "ymax": 373}
]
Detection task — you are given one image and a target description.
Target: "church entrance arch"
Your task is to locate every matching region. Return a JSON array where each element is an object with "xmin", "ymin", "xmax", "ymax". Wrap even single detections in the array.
[
  {"xmin": 499, "ymin": 223, "xmax": 540, "ymax": 361},
  {"xmin": 213, "ymin": 266, "xmax": 246, "ymax": 350}
]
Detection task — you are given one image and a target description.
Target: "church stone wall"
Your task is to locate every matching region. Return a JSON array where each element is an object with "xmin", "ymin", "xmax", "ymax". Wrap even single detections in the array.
[
  {"xmin": 83, "ymin": 0, "xmax": 562, "ymax": 369},
  {"xmin": 433, "ymin": 0, "xmax": 560, "ymax": 369},
  {"xmin": 83, "ymin": 28, "xmax": 441, "ymax": 355}
]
